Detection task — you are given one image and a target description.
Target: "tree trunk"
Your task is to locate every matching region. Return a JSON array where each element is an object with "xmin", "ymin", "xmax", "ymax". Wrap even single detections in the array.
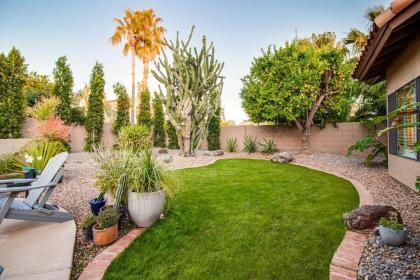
[
  {"xmin": 140, "ymin": 59, "xmax": 149, "ymax": 93},
  {"xmin": 130, "ymin": 47, "xmax": 136, "ymax": 124},
  {"xmin": 301, "ymin": 129, "xmax": 311, "ymax": 154}
]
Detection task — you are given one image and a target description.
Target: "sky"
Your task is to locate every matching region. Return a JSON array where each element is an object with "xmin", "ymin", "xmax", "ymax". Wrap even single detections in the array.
[{"xmin": 0, "ymin": 0, "xmax": 388, "ymax": 123}]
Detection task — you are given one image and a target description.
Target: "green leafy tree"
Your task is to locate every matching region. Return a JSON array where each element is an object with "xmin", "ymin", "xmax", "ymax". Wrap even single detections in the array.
[
  {"xmin": 166, "ymin": 120, "xmax": 179, "ymax": 149},
  {"xmin": 113, "ymin": 83, "xmax": 130, "ymax": 134},
  {"xmin": 85, "ymin": 62, "xmax": 105, "ymax": 150},
  {"xmin": 24, "ymin": 71, "xmax": 54, "ymax": 107},
  {"xmin": 152, "ymin": 93, "xmax": 165, "ymax": 147},
  {"xmin": 53, "ymin": 56, "xmax": 73, "ymax": 123},
  {"xmin": 0, "ymin": 47, "xmax": 27, "ymax": 138},
  {"xmin": 207, "ymin": 105, "xmax": 221, "ymax": 150},
  {"xmin": 240, "ymin": 33, "xmax": 353, "ymax": 153},
  {"xmin": 137, "ymin": 89, "xmax": 152, "ymax": 126}
]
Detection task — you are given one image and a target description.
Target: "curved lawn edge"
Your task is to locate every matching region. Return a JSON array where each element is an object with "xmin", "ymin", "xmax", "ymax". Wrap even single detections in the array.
[
  {"xmin": 291, "ymin": 162, "xmax": 373, "ymax": 280},
  {"xmin": 79, "ymin": 158, "xmax": 373, "ymax": 280}
]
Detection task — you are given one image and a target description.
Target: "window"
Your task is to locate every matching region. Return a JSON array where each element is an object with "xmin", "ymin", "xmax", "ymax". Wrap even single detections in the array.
[{"xmin": 396, "ymin": 80, "xmax": 417, "ymax": 159}]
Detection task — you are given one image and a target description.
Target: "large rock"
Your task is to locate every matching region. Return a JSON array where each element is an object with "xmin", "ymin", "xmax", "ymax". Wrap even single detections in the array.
[
  {"xmin": 213, "ymin": 150, "xmax": 224, "ymax": 156},
  {"xmin": 271, "ymin": 152, "xmax": 293, "ymax": 163},
  {"xmin": 343, "ymin": 205, "xmax": 402, "ymax": 230}
]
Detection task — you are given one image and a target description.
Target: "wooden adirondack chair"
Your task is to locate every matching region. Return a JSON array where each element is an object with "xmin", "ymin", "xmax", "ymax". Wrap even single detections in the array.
[{"xmin": 0, "ymin": 152, "xmax": 73, "ymax": 225}]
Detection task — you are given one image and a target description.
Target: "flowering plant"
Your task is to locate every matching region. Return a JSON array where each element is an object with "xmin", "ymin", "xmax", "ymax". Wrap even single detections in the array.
[{"xmin": 32, "ymin": 116, "xmax": 70, "ymax": 141}]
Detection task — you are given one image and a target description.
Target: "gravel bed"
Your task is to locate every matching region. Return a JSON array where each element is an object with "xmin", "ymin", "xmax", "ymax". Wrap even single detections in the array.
[
  {"xmin": 49, "ymin": 151, "xmax": 419, "ymax": 279},
  {"xmin": 358, "ymin": 233, "xmax": 420, "ymax": 280}
]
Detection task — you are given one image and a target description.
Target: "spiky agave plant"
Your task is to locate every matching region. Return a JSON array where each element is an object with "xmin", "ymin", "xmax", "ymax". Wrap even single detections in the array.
[
  {"xmin": 259, "ymin": 138, "xmax": 278, "ymax": 155},
  {"xmin": 226, "ymin": 138, "xmax": 238, "ymax": 152},
  {"xmin": 243, "ymin": 136, "xmax": 258, "ymax": 154}
]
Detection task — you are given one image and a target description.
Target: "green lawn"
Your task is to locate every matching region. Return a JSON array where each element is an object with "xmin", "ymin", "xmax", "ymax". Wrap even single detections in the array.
[{"xmin": 104, "ymin": 159, "xmax": 358, "ymax": 280}]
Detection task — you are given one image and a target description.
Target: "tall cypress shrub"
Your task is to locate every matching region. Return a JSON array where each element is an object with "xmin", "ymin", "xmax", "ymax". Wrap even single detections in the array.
[
  {"xmin": 152, "ymin": 93, "xmax": 165, "ymax": 147},
  {"xmin": 113, "ymin": 83, "xmax": 130, "ymax": 135},
  {"xmin": 166, "ymin": 120, "xmax": 179, "ymax": 149},
  {"xmin": 137, "ymin": 89, "xmax": 152, "ymax": 126},
  {"xmin": 53, "ymin": 56, "xmax": 73, "ymax": 123},
  {"xmin": 0, "ymin": 48, "xmax": 27, "ymax": 138},
  {"xmin": 85, "ymin": 62, "xmax": 105, "ymax": 150},
  {"xmin": 207, "ymin": 106, "xmax": 221, "ymax": 150}
]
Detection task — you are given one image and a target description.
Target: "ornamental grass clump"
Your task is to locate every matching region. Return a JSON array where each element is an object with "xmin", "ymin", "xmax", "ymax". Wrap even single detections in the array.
[
  {"xmin": 259, "ymin": 138, "xmax": 278, "ymax": 155},
  {"xmin": 226, "ymin": 138, "xmax": 238, "ymax": 152},
  {"xmin": 117, "ymin": 125, "xmax": 151, "ymax": 152},
  {"xmin": 131, "ymin": 148, "xmax": 175, "ymax": 196},
  {"xmin": 27, "ymin": 96, "xmax": 59, "ymax": 121},
  {"xmin": 243, "ymin": 136, "xmax": 258, "ymax": 153}
]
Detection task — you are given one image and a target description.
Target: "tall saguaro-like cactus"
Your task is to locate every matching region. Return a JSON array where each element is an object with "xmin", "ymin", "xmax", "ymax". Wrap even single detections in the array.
[{"xmin": 152, "ymin": 26, "xmax": 224, "ymax": 156}]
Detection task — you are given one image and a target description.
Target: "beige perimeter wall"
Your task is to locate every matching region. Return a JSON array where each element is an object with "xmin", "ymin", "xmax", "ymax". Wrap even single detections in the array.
[
  {"xmin": 0, "ymin": 120, "xmax": 376, "ymax": 159},
  {"xmin": 385, "ymin": 34, "xmax": 420, "ymax": 190}
]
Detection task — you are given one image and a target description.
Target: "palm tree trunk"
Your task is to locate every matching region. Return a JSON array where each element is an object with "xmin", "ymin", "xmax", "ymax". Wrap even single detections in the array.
[
  {"xmin": 140, "ymin": 59, "xmax": 149, "ymax": 92},
  {"xmin": 131, "ymin": 47, "xmax": 136, "ymax": 123}
]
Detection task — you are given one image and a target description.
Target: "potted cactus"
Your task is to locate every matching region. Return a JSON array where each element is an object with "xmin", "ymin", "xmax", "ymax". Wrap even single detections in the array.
[
  {"xmin": 81, "ymin": 213, "xmax": 96, "ymax": 241},
  {"xmin": 93, "ymin": 207, "xmax": 119, "ymax": 246},
  {"xmin": 379, "ymin": 212, "xmax": 407, "ymax": 246}
]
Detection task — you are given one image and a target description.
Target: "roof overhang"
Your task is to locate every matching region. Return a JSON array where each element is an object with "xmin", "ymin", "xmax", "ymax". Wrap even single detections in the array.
[{"xmin": 352, "ymin": 0, "xmax": 420, "ymax": 84}]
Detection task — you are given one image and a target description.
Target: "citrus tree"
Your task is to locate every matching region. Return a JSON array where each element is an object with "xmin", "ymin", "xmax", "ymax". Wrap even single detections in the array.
[{"xmin": 240, "ymin": 33, "xmax": 353, "ymax": 153}]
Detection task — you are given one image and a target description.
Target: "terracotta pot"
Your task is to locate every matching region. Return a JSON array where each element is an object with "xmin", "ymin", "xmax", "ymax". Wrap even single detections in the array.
[{"xmin": 93, "ymin": 223, "xmax": 118, "ymax": 246}]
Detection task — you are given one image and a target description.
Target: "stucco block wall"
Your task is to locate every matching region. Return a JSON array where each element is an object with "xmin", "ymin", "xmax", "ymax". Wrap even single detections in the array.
[
  {"xmin": 386, "ymin": 34, "xmax": 420, "ymax": 190},
  {"xmin": 0, "ymin": 138, "xmax": 32, "ymax": 156},
  {"xmin": 217, "ymin": 123, "xmax": 379, "ymax": 158}
]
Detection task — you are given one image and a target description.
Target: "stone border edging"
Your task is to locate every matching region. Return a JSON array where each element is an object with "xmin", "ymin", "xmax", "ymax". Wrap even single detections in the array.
[
  {"xmin": 78, "ymin": 228, "xmax": 144, "ymax": 280},
  {"xmin": 291, "ymin": 162, "xmax": 373, "ymax": 280}
]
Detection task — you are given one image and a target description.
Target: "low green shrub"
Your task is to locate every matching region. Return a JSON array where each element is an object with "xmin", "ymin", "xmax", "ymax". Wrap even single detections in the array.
[
  {"xmin": 0, "ymin": 154, "xmax": 18, "ymax": 176},
  {"xmin": 226, "ymin": 138, "xmax": 238, "ymax": 152},
  {"xmin": 117, "ymin": 124, "xmax": 151, "ymax": 152},
  {"xmin": 96, "ymin": 207, "xmax": 119, "ymax": 230},
  {"xmin": 243, "ymin": 136, "xmax": 257, "ymax": 153},
  {"xmin": 70, "ymin": 107, "xmax": 86, "ymax": 125},
  {"xmin": 347, "ymin": 136, "xmax": 387, "ymax": 166},
  {"xmin": 166, "ymin": 121, "xmax": 179, "ymax": 149},
  {"xmin": 379, "ymin": 212, "xmax": 404, "ymax": 231},
  {"xmin": 81, "ymin": 214, "xmax": 96, "ymax": 230},
  {"xmin": 259, "ymin": 139, "xmax": 278, "ymax": 155}
]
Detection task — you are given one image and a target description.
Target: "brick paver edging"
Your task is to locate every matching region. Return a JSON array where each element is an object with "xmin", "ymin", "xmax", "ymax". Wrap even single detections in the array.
[
  {"xmin": 292, "ymin": 162, "xmax": 374, "ymax": 280},
  {"xmin": 78, "ymin": 228, "xmax": 145, "ymax": 280}
]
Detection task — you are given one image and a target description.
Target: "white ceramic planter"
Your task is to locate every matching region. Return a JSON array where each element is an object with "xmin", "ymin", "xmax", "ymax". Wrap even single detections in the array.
[
  {"xmin": 128, "ymin": 189, "xmax": 166, "ymax": 227},
  {"xmin": 379, "ymin": 225, "xmax": 407, "ymax": 246}
]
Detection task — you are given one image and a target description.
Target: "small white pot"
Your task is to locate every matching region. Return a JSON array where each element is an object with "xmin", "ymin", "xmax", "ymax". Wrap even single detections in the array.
[{"xmin": 128, "ymin": 189, "xmax": 166, "ymax": 227}]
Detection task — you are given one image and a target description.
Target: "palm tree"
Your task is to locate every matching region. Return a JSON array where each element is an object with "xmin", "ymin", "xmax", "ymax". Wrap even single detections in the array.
[
  {"xmin": 133, "ymin": 9, "xmax": 165, "ymax": 92},
  {"xmin": 344, "ymin": 5, "xmax": 384, "ymax": 56},
  {"xmin": 111, "ymin": 9, "xmax": 139, "ymax": 123},
  {"xmin": 344, "ymin": 28, "xmax": 368, "ymax": 53},
  {"xmin": 364, "ymin": 5, "xmax": 385, "ymax": 23}
]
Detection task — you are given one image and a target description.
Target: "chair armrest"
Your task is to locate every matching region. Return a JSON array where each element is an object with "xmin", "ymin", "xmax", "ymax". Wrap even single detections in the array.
[
  {"xmin": 0, "ymin": 178, "xmax": 37, "ymax": 185},
  {"xmin": 0, "ymin": 183, "xmax": 57, "ymax": 194}
]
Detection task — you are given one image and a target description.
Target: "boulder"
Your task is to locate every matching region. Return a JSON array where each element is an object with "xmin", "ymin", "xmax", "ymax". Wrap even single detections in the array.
[
  {"xmin": 213, "ymin": 150, "xmax": 224, "ymax": 156},
  {"xmin": 158, "ymin": 148, "xmax": 169, "ymax": 154},
  {"xmin": 343, "ymin": 205, "xmax": 402, "ymax": 230},
  {"xmin": 271, "ymin": 152, "xmax": 294, "ymax": 163}
]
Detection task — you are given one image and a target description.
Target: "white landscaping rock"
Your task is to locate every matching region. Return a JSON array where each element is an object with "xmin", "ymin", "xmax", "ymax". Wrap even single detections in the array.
[{"xmin": 271, "ymin": 152, "xmax": 294, "ymax": 163}]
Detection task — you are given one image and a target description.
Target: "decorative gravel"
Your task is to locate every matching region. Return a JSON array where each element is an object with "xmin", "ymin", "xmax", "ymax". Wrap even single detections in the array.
[
  {"xmin": 358, "ymin": 233, "xmax": 420, "ymax": 280},
  {"xmin": 48, "ymin": 151, "xmax": 419, "ymax": 279}
]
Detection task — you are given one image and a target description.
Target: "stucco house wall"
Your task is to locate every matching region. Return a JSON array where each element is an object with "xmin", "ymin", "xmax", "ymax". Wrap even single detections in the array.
[{"xmin": 386, "ymin": 34, "xmax": 420, "ymax": 190}]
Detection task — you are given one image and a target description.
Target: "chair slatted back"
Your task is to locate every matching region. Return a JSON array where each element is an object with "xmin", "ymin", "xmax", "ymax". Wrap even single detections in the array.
[{"xmin": 25, "ymin": 152, "xmax": 68, "ymax": 208}]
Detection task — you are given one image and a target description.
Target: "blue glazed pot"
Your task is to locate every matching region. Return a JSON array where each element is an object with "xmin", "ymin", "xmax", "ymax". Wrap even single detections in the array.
[
  {"xmin": 89, "ymin": 198, "xmax": 106, "ymax": 216},
  {"xmin": 24, "ymin": 169, "xmax": 37, "ymax": 179}
]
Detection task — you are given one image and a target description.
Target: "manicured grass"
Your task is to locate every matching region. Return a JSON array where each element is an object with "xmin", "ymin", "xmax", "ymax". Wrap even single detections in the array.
[{"xmin": 104, "ymin": 159, "xmax": 358, "ymax": 279}]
